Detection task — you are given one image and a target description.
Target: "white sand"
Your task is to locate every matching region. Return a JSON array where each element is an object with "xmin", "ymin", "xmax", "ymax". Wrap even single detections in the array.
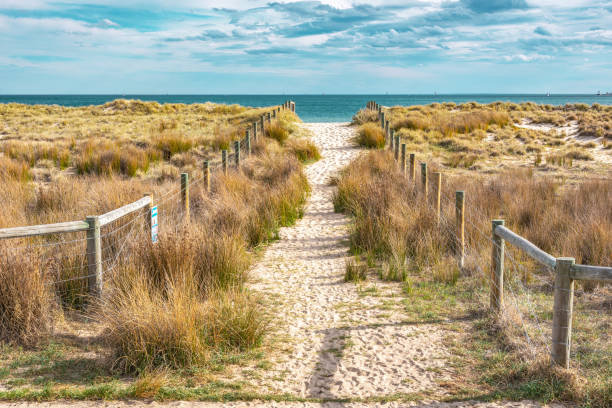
[
  {"xmin": 516, "ymin": 119, "xmax": 611, "ymax": 165},
  {"xmin": 2, "ymin": 123, "xmax": 561, "ymax": 407},
  {"xmin": 243, "ymin": 123, "xmax": 453, "ymax": 398}
]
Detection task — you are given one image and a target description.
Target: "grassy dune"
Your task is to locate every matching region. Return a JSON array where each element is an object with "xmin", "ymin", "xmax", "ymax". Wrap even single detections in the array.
[
  {"xmin": 338, "ymin": 101, "xmax": 611, "ymax": 406},
  {"xmin": 353, "ymin": 102, "xmax": 612, "ymax": 177},
  {"xmin": 0, "ymin": 100, "xmax": 316, "ymax": 395}
]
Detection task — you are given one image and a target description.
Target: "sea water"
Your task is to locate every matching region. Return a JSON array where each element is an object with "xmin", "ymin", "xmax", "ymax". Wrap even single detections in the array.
[{"xmin": 1, "ymin": 94, "xmax": 610, "ymax": 123}]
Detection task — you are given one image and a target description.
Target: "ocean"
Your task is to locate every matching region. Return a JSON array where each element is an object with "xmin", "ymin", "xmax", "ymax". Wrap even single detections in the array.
[{"xmin": 1, "ymin": 94, "xmax": 610, "ymax": 123}]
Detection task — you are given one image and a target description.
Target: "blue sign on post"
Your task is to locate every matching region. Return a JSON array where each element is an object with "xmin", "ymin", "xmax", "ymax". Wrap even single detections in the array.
[{"xmin": 151, "ymin": 205, "xmax": 158, "ymax": 243}]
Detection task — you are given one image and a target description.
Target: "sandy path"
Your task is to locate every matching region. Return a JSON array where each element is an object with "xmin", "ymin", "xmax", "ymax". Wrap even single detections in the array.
[
  {"xmin": 1, "ymin": 123, "xmax": 559, "ymax": 407},
  {"xmin": 246, "ymin": 123, "xmax": 452, "ymax": 398}
]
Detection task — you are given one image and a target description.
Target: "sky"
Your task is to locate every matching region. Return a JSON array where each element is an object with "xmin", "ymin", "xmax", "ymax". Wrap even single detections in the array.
[{"xmin": 0, "ymin": 0, "xmax": 611, "ymax": 94}]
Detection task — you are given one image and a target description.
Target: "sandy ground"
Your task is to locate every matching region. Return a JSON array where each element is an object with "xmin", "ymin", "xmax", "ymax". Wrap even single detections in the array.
[
  {"xmin": 1, "ymin": 123, "xmax": 562, "ymax": 407},
  {"xmin": 516, "ymin": 119, "xmax": 612, "ymax": 165},
  {"xmin": 243, "ymin": 123, "xmax": 453, "ymax": 398},
  {"xmin": 0, "ymin": 401, "xmax": 567, "ymax": 407}
]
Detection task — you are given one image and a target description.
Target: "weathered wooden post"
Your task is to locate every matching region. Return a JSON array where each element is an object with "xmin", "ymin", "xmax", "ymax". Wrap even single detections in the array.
[
  {"xmin": 385, "ymin": 120, "xmax": 389, "ymax": 138},
  {"xmin": 181, "ymin": 173, "xmax": 189, "ymax": 220},
  {"xmin": 86, "ymin": 215, "xmax": 102, "ymax": 298},
  {"xmin": 252, "ymin": 122, "xmax": 258, "ymax": 141},
  {"xmin": 277, "ymin": 106, "xmax": 281, "ymax": 114},
  {"xmin": 380, "ymin": 112, "xmax": 385, "ymax": 129},
  {"xmin": 266, "ymin": 112, "xmax": 271, "ymax": 123},
  {"xmin": 394, "ymin": 134, "xmax": 400, "ymax": 161},
  {"xmin": 290, "ymin": 101, "xmax": 295, "ymax": 112},
  {"xmin": 421, "ymin": 162, "xmax": 428, "ymax": 196},
  {"xmin": 389, "ymin": 129, "xmax": 394, "ymax": 151},
  {"xmin": 234, "ymin": 140, "xmax": 240, "ymax": 167},
  {"xmin": 260, "ymin": 115, "xmax": 265, "ymax": 136},
  {"xmin": 491, "ymin": 219, "xmax": 505, "ymax": 312},
  {"xmin": 433, "ymin": 172, "xmax": 442, "ymax": 222},
  {"xmin": 400, "ymin": 144, "xmax": 406, "ymax": 174},
  {"xmin": 143, "ymin": 193, "xmax": 153, "ymax": 230},
  {"xmin": 245, "ymin": 130, "xmax": 251, "ymax": 156},
  {"xmin": 408, "ymin": 154, "xmax": 415, "ymax": 181},
  {"xmin": 456, "ymin": 191, "xmax": 465, "ymax": 269},
  {"xmin": 222, "ymin": 149, "xmax": 228, "ymax": 174},
  {"xmin": 552, "ymin": 257, "xmax": 575, "ymax": 368},
  {"xmin": 203, "ymin": 161, "xmax": 210, "ymax": 193},
  {"xmin": 272, "ymin": 109, "xmax": 276, "ymax": 118}
]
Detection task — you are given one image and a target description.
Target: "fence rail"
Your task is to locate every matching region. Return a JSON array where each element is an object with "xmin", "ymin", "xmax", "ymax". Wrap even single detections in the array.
[
  {"xmin": 365, "ymin": 100, "xmax": 611, "ymax": 370},
  {"xmin": 0, "ymin": 100, "xmax": 296, "ymax": 299}
]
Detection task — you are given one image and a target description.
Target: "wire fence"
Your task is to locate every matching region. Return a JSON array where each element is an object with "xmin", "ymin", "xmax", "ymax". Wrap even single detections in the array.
[{"xmin": 0, "ymin": 101, "xmax": 296, "ymax": 308}]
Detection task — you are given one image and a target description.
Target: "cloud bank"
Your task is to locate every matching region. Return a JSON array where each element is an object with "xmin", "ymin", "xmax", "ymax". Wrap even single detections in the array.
[{"xmin": 0, "ymin": 0, "xmax": 611, "ymax": 93}]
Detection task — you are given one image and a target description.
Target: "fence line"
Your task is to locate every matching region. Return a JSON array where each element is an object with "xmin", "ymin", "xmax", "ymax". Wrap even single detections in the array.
[
  {"xmin": 365, "ymin": 100, "xmax": 612, "ymax": 369},
  {"xmin": 0, "ymin": 100, "xmax": 296, "ymax": 300}
]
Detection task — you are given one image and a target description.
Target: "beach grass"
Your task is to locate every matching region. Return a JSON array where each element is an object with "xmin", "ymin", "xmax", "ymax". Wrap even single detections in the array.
[
  {"xmin": 334, "ymin": 149, "xmax": 611, "ymax": 407},
  {"xmin": 0, "ymin": 100, "xmax": 314, "ymax": 393}
]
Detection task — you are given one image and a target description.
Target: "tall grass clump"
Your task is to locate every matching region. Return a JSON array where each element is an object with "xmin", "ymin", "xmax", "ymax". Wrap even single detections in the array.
[
  {"xmin": 351, "ymin": 109, "xmax": 379, "ymax": 125},
  {"xmin": 285, "ymin": 138, "xmax": 321, "ymax": 162},
  {"xmin": 356, "ymin": 123, "xmax": 385, "ymax": 148},
  {"xmin": 265, "ymin": 121, "xmax": 289, "ymax": 144},
  {"xmin": 0, "ymin": 252, "xmax": 52, "ymax": 346},
  {"xmin": 0, "ymin": 156, "xmax": 31, "ymax": 182},
  {"xmin": 100, "ymin": 137, "xmax": 308, "ymax": 373}
]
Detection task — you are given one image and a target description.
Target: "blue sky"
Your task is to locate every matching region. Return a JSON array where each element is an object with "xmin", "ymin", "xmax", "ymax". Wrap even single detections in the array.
[{"xmin": 1, "ymin": 0, "xmax": 611, "ymax": 94}]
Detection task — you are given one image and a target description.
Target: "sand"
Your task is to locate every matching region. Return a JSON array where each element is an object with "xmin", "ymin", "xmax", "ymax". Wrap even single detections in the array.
[
  {"xmin": 1, "ymin": 123, "xmax": 562, "ymax": 407},
  {"xmin": 516, "ymin": 119, "xmax": 612, "ymax": 165}
]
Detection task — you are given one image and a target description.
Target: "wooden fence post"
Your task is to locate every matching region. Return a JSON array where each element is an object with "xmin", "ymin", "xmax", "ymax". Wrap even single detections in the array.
[
  {"xmin": 421, "ymin": 162, "xmax": 428, "ymax": 195},
  {"xmin": 266, "ymin": 112, "xmax": 271, "ymax": 123},
  {"xmin": 389, "ymin": 129, "xmax": 394, "ymax": 151},
  {"xmin": 245, "ymin": 130, "xmax": 251, "ymax": 156},
  {"xmin": 491, "ymin": 219, "xmax": 505, "ymax": 312},
  {"xmin": 456, "ymin": 191, "xmax": 465, "ymax": 269},
  {"xmin": 86, "ymin": 216, "xmax": 102, "ymax": 298},
  {"xmin": 394, "ymin": 134, "xmax": 400, "ymax": 161},
  {"xmin": 380, "ymin": 112, "xmax": 385, "ymax": 129},
  {"xmin": 400, "ymin": 144, "xmax": 406, "ymax": 174},
  {"xmin": 272, "ymin": 109, "xmax": 276, "ymax": 118},
  {"xmin": 222, "ymin": 150, "xmax": 228, "ymax": 174},
  {"xmin": 385, "ymin": 120, "xmax": 389, "ymax": 138},
  {"xmin": 203, "ymin": 161, "xmax": 210, "ymax": 193},
  {"xmin": 181, "ymin": 173, "xmax": 189, "ymax": 220},
  {"xmin": 409, "ymin": 153, "xmax": 416, "ymax": 181},
  {"xmin": 143, "ymin": 193, "xmax": 153, "ymax": 231},
  {"xmin": 552, "ymin": 257, "xmax": 575, "ymax": 369},
  {"xmin": 291, "ymin": 102, "xmax": 295, "ymax": 112},
  {"xmin": 252, "ymin": 122, "xmax": 258, "ymax": 141},
  {"xmin": 234, "ymin": 140, "xmax": 240, "ymax": 167},
  {"xmin": 260, "ymin": 115, "xmax": 265, "ymax": 136},
  {"xmin": 433, "ymin": 172, "xmax": 441, "ymax": 222}
]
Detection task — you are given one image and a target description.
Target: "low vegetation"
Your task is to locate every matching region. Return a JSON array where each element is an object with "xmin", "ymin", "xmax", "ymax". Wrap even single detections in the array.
[
  {"xmin": 356, "ymin": 123, "xmax": 385, "ymax": 148},
  {"xmin": 0, "ymin": 101, "xmax": 314, "ymax": 393},
  {"xmin": 352, "ymin": 102, "xmax": 612, "ymax": 178},
  {"xmin": 334, "ymin": 149, "xmax": 611, "ymax": 407}
]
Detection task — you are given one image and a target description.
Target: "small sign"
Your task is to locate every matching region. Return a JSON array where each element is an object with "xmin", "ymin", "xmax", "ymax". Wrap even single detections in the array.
[{"xmin": 151, "ymin": 206, "xmax": 158, "ymax": 243}]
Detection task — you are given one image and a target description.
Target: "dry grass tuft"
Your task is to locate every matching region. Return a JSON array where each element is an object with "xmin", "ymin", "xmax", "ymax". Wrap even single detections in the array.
[
  {"xmin": 266, "ymin": 121, "xmax": 289, "ymax": 144},
  {"xmin": 356, "ymin": 123, "xmax": 385, "ymax": 148},
  {"xmin": 0, "ymin": 253, "xmax": 52, "ymax": 347}
]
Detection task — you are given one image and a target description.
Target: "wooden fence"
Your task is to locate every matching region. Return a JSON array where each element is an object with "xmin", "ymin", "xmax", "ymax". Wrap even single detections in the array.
[
  {"xmin": 0, "ymin": 100, "xmax": 296, "ymax": 298},
  {"xmin": 365, "ymin": 100, "xmax": 612, "ymax": 369}
]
